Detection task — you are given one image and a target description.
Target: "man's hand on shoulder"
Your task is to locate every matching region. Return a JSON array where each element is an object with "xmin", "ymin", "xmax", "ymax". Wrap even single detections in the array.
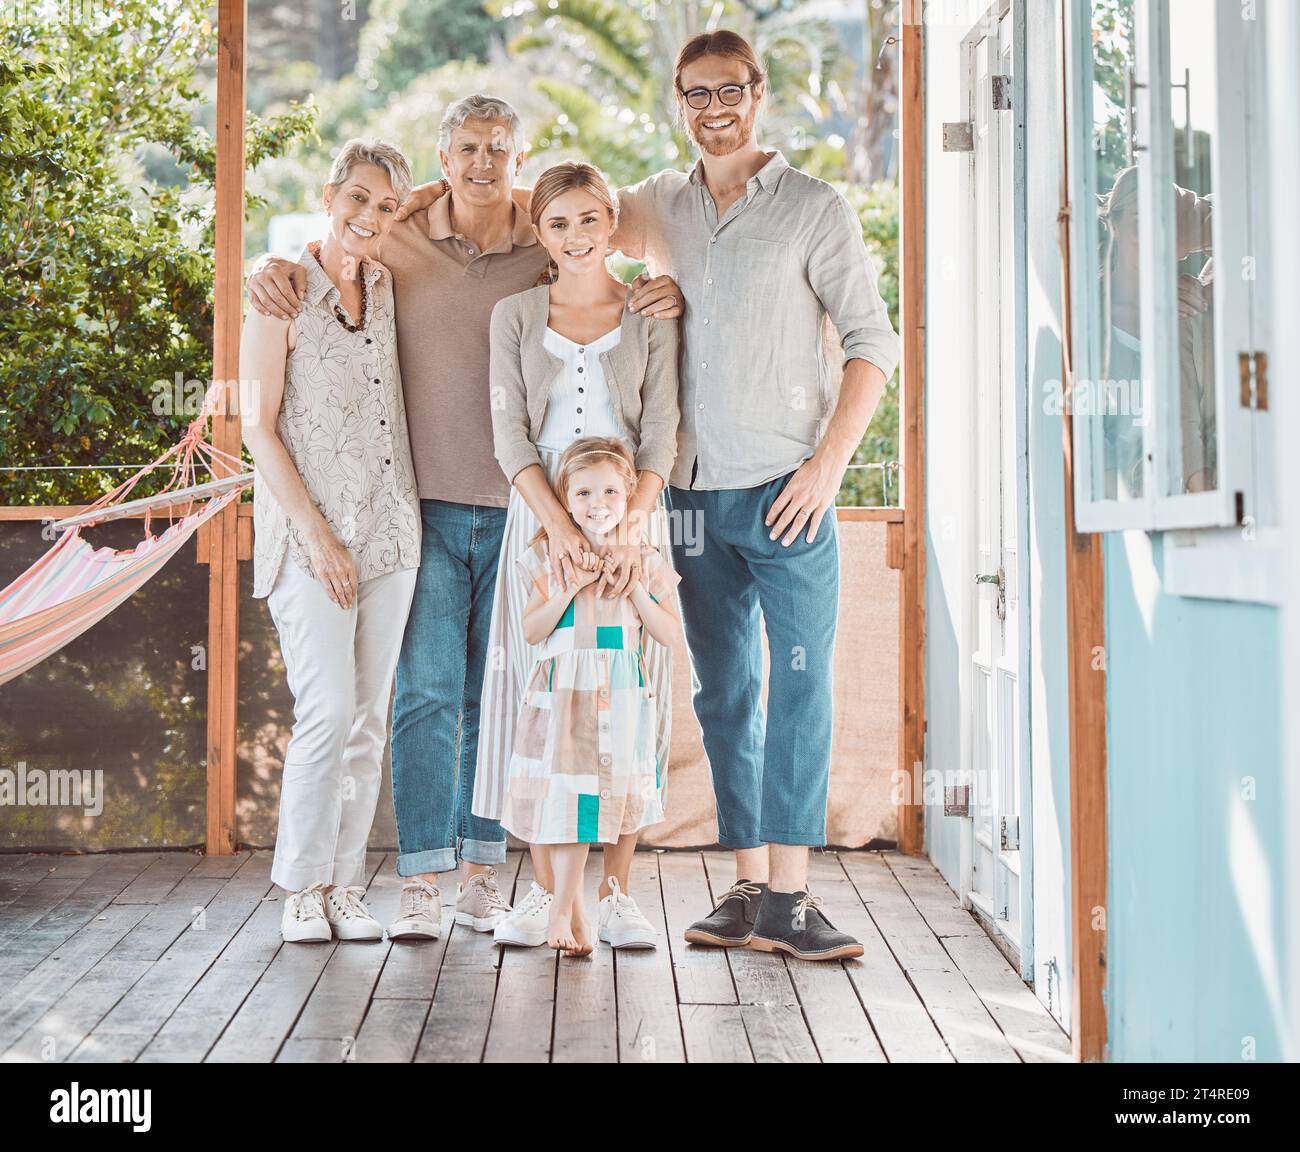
[{"xmin": 247, "ymin": 255, "xmax": 306, "ymax": 320}]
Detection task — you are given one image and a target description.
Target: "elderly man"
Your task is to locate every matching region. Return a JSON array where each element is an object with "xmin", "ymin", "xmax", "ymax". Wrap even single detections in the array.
[{"xmin": 245, "ymin": 95, "xmax": 682, "ymax": 942}]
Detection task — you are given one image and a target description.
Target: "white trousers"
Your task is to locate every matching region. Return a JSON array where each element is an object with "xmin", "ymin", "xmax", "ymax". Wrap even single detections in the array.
[{"xmin": 267, "ymin": 558, "xmax": 417, "ymax": 890}]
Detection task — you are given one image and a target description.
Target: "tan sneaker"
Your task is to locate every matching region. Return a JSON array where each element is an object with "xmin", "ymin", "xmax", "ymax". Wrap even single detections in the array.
[
  {"xmin": 387, "ymin": 878, "xmax": 442, "ymax": 941},
  {"xmin": 455, "ymin": 866, "xmax": 512, "ymax": 932}
]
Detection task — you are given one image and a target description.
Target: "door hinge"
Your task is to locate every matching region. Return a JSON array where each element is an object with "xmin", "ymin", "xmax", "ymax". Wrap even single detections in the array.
[
  {"xmin": 1239, "ymin": 349, "xmax": 1269, "ymax": 411},
  {"xmin": 1001, "ymin": 815, "xmax": 1020, "ymax": 851},
  {"xmin": 991, "ymin": 74, "xmax": 1012, "ymax": 110},
  {"xmin": 944, "ymin": 784, "xmax": 970, "ymax": 818},
  {"xmin": 943, "ymin": 121, "xmax": 974, "ymax": 152}
]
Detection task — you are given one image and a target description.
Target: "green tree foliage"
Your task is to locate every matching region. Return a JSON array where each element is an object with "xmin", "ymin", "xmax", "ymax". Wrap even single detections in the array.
[
  {"xmin": 0, "ymin": 0, "xmax": 316, "ymax": 505},
  {"xmin": 357, "ymin": 0, "xmax": 500, "ymax": 92}
]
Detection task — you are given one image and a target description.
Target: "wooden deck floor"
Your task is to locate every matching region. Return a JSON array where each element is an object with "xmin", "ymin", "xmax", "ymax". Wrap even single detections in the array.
[{"xmin": 0, "ymin": 847, "xmax": 1070, "ymax": 1063}]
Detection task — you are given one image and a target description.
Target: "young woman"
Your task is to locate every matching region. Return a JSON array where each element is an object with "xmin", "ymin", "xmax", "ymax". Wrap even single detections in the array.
[
  {"xmin": 240, "ymin": 139, "xmax": 422, "ymax": 943},
  {"xmin": 473, "ymin": 161, "xmax": 681, "ymax": 950}
]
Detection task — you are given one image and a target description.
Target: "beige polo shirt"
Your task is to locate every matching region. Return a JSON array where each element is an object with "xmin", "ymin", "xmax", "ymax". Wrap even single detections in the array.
[{"xmin": 379, "ymin": 195, "xmax": 550, "ymax": 507}]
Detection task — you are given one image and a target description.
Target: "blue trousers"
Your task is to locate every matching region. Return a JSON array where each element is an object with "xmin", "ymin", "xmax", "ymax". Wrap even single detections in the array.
[
  {"xmin": 666, "ymin": 471, "xmax": 840, "ymax": 849},
  {"xmin": 391, "ymin": 499, "xmax": 507, "ymax": 875}
]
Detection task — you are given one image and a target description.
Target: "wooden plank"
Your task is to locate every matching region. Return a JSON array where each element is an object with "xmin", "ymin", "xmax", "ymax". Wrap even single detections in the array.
[
  {"xmin": 884, "ymin": 852, "xmax": 988, "ymax": 939},
  {"xmin": 286, "ymin": 853, "xmax": 400, "ymax": 1044},
  {"xmin": 551, "ymin": 853, "xmax": 616, "ymax": 1063},
  {"xmin": 741, "ymin": 1003, "xmax": 821, "ymax": 1063},
  {"xmin": 613, "ymin": 851, "xmax": 686, "ymax": 1063},
  {"xmin": 834, "ymin": 507, "xmax": 905, "ymax": 522},
  {"xmin": 658, "ymin": 850, "xmax": 737, "ymax": 1005},
  {"xmin": 106, "ymin": 876, "xmax": 230, "ymax": 961},
  {"xmin": 351, "ymin": 997, "xmax": 429, "ymax": 1062},
  {"xmin": 0, "ymin": 902, "xmax": 151, "ymax": 1051},
  {"xmin": 781, "ymin": 851, "xmax": 889, "ymax": 1062},
  {"xmin": 1056, "ymin": 0, "xmax": 1108, "ymax": 1063},
  {"xmin": 203, "ymin": 852, "xmax": 387, "ymax": 1063},
  {"xmin": 680, "ymin": 1003, "xmax": 752, "ymax": 1062},
  {"xmin": 0, "ymin": 854, "xmax": 157, "ymax": 976},
  {"xmin": 136, "ymin": 961, "xmax": 267, "ymax": 1063},
  {"xmin": 1, "ymin": 958, "xmax": 152, "ymax": 1063},
  {"xmin": 67, "ymin": 1032, "xmax": 153, "ymax": 1063},
  {"xmin": 88, "ymin": 852, "xmax": 274, "ymax": 1039},
  {"xmin": 700, "ymin": 852, "xmax": 799, "ymax": 1009},
  {"xmin": 187, "ymin": 849, "xmax": 253, "ymax": 879},
  {"xmin": 482, "ymin": 850, "xmax": 553, "ymax": 1063},
  {"xmin": 898, "ymin": 0, "xmax": 927, "ymax": 856},
  {"xmin": 113, "ymin": 850, "xmax": 204, "ymax": 904},
  {"xmin": 885, "ymin": 518, "xmax": 904, "ymax": 569},
  {"xmin": 841, "ymin": 852, "xmax": 1017, "ymax": 1062},
  {"xmin": 205, "ymin": 0, "xmax": 247, "ymax": 855},
  {"xmin": 821, "ymin": 852, "xmax": 952, "ymax": 1062}
]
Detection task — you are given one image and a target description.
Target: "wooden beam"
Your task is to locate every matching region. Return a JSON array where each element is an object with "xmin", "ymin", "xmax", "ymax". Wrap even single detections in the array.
[
  {"xmin": 897, "ymin": 2, "xmax": 926, "ymax": 855},
  {"xmin": 1058, "ymin": 0, "xmax": 1108, "ymax": 1062},
  {"xmin": 206, "ymin": 0, "xmax": 247, "ymax": 856}
]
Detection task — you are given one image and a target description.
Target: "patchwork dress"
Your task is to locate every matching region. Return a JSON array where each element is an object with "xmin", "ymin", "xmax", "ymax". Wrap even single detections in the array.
[{"xmin": 500, "ymin": 540, "xmax": 682, "ymax": 845}]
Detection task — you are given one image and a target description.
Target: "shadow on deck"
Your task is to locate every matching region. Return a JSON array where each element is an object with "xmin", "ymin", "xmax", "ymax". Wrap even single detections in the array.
[{"xmin": 0, "ymin": 848, "xmax": 1069, "ymax": 1063}]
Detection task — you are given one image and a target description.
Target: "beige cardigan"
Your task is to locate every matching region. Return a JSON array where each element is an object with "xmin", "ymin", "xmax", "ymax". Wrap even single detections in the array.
[{"xmin": 488, "ymin": 283, "xmax": 680, "ymax": 485}]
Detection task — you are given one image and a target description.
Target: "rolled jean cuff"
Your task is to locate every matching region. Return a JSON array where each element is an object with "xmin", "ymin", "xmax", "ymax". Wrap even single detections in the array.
[
  {"xmin": 460, "ymin": 836, "xmax": 507, "ymax": 866},
  {"xmin": 758, "ymin": 826, "xmax": 827, "ymax": 848},
  {"xmin": 715, "ymin": 828, "xmax": 765, "ymax": 851},
  {"xmin": 396, "ymin": 847, "xmax": 457, "ymax": 877}
]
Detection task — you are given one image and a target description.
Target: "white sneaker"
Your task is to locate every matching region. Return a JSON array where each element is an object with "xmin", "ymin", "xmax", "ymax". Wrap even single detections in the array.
[
  {"xmin": 323, "ymin": 884, "xmax": 383, "ymax": 941},
  {"xmin": 282, "ymin": 882, "xmax": 332, "ymax": 943},
  {"xmin": 387, "ymin": 879, "xmax": 442, "ymax": 941},
  {"xmin": 455, "ymin": 866, "xmax": 512, "ymax": 932},
  {"xmin": 598, "ymin": 876, "xmax": 657, "ymax": 950},
  {"xmin": 493, "ymin": 880, "xmax": 553, "ymax": 947}
]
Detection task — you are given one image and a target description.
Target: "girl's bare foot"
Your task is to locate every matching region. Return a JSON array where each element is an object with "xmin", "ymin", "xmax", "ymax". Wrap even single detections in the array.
[
  {"xmin": 569, "ymin": 897, "xmax": 593, "ymax": 956},
  {"xmin": 548, "ymin": 905, "xmax": 578, "ymax": 953}
]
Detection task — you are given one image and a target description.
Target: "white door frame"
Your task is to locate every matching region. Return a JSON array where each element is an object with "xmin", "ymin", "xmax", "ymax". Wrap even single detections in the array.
[{"xmin": 955, "ymin": 0, "xmax": 1035, "ymax": 980}]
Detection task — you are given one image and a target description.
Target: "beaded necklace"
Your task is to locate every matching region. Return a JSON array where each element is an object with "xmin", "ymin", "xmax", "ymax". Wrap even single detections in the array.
[{"xmin": 309, "ymin": 242, "xmax": 370, "ymax": 333}]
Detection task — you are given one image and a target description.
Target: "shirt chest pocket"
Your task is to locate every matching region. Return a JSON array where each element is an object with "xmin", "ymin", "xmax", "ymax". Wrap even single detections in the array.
[{"xmin": 725, "ymin": 236, "xmax": 790, "ymax": 312}]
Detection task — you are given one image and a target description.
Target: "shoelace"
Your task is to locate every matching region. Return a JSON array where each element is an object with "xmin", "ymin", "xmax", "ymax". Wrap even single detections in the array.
[
  {"xmin": 714, "ymin": 879, "xmax": 763, "ymax": 911},
  {"xmin": 332, "ymin": 884, "xmax": 372, "ymax": 920},
  {"xmin": 292, "ymin": 882, "xmax": 327, "ymax": 922},
  {"xmin": 515, "ymin": 881, "xmax": 550, "ymax": 916},
  {"xmin": 606, "ymin": 876, "xmax": 650, "ymax": 925},
  {"xmin": 469, "ymin": 868, "xmax": 511, "ymax": 915},
  {"xmin": 398, "ymin": 879, "xmax": 439, "ymax": 920},
  {"xmin": 791, "ymin": 890, "xmax": 825, "ymax": 929}
]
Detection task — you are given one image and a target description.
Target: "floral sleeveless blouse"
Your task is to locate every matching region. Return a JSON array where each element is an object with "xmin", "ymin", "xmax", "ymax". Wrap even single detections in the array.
[{"xmin": 252, "ymin": 247, "xmax": 421, "ymax": 598}]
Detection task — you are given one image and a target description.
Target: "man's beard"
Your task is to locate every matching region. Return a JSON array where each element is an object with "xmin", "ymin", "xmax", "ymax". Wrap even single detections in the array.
[{"xmin": 687, "ymin": 106, "xmax": 757, "ymax": 156}]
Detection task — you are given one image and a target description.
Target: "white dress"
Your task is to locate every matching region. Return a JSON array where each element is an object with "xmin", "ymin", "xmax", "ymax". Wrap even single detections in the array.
[{"xmin": 472, "ymin": 324, "xmax": 676, "ymax": 825}]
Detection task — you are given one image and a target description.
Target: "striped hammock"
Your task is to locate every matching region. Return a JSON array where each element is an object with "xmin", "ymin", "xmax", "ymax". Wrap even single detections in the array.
[{"xmin": 0, "ymin": 396, "xmax": 254, "ymax": 686}]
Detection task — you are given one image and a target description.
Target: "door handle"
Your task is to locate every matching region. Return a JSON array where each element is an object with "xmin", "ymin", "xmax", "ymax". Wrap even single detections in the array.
[{"xmin": 974, "ymin": 566, "xmax": 1006, "ymax": 621}]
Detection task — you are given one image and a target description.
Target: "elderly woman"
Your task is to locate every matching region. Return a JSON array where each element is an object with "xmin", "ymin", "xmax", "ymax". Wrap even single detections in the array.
[{"xmin": 240, "ymin": 139, "xmax": 421, "ymax": 944}]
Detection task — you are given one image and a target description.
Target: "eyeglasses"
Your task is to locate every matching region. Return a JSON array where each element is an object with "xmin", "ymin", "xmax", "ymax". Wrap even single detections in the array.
[{"xmin": 677, "ymin": 81, "xmax": 755, "ymax": 110}]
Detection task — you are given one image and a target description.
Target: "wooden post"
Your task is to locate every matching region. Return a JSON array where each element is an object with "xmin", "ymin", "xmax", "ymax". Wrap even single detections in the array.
[
  {"xmin": 1058, "ymin": 0, "xmax": 1108, "ymax": 1062},
  {"xmin": 206, "ymin": 0, "xmax": 246, "ymax": 855},
  {"xmin": 897, "ymin": 1, "xmax": 926, "ymax": 855}
]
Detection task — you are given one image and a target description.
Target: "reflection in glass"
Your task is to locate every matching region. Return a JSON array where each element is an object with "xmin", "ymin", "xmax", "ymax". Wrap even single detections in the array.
[
  {"xmin": 1091, "ymin": 0, "xmax": 1144, "ymax": 500},
  {"xmin": 1167, "ymin": 6, "xmax": 1216, "ymax": 494}
]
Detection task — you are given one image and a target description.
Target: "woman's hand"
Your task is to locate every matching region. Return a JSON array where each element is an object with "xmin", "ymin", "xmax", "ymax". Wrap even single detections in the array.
[
  {"xmin": 545, "ymin": 520, "xmax": 590, "ymax": 590},
  {"xmin": 303, "ymin": 524, "xmax": 359, "ymax": 609},
  {"xmin": 597, "ymin": 542, "xmax": 643, "ymax": 599}
]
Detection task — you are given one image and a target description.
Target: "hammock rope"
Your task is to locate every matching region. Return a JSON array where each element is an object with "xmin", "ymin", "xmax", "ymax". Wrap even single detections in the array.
[{"xmin": 0, "ymin": 389, "xmax": 254, "ymax": 686}]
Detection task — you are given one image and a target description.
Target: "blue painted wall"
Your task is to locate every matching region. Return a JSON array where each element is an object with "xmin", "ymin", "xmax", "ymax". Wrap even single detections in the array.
[{"xmin": 1103, "ymin": 531, "xmax": 1285, "ymax": 1061}]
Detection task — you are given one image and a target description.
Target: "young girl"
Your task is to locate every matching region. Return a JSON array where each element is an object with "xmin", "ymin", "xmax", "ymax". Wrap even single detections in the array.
[{"xmin": 502, "ymin": 437, "xmax": 681, "ymax": 955}]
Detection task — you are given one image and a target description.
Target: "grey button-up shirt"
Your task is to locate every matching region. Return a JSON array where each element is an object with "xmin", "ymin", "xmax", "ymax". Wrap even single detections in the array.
[{"xmin": 616, "ymin": 150, "xmax": 900, "ymax": 490}]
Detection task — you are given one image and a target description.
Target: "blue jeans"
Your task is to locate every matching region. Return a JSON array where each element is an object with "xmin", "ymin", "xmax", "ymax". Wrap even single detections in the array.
[
  {"xmin": 666, "ymin": 471, "xmax": 839, "ymax": 848},
  {"xmin": 391, "ymin": 499, "xmax": 508, "ymax": 875}
]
